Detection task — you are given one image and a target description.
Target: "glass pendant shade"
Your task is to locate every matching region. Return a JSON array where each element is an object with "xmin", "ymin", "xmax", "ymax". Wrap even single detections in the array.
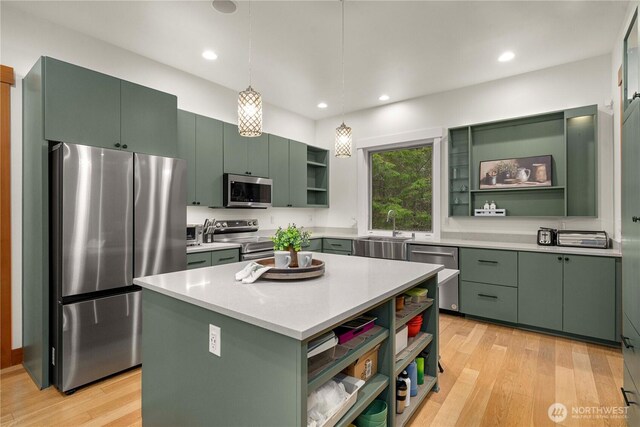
[
  {"xmin": 335, "ymin": 122, "xmax": 352, "ymax": 158},
  {"xmin": 238, "ymin": 85, "xmax": 263, "ymax": 137}
]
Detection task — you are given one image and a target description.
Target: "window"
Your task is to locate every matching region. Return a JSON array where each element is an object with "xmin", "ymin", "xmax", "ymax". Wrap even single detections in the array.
[{"xmin": 370, "ymin": 144, "xmax": 433, "ymax": 232}]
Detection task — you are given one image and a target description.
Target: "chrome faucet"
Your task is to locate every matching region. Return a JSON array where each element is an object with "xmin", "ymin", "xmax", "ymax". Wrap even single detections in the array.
[{"xmin": 387, "ymin": 209, "xmax": 399, "ymax": 237}]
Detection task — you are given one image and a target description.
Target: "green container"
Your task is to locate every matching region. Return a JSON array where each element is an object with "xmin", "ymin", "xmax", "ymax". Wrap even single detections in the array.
[{"xmin": 356, "ymin": 399, "xmax": 388, "ymax": 427}]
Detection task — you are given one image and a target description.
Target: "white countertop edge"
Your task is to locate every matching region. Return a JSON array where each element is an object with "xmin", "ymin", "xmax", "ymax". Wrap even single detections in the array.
[
  {"xmin": 438, "ymin": 268, "xmax": 459, "ymax": 285},
  {"xmin": 134, "ymin": 264, "xmax": 443, "ymax": 341},
  {"xmin": 186, "ymin": 242, "xmax": 242, "ymax": 253}
]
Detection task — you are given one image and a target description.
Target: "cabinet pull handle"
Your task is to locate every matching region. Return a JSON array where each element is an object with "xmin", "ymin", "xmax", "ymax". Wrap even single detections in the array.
[
  {"xmin": 478, "ymin": 293, "xmax": 498, "ymax": 299},
  {"xmin": 557, "ymin": 256, "xmax": 563, "ymax": 261},
  {"xmin": 411, "ymin": 250, "xmax": 455, "ymax": 257},
  {"xmin": 192, "ymin": 201, "xmax": 197, "ymax": 205},
  {"xmin": 564, "ymin": 257, "xmax": 570, "ymax": 262},
  {"xmin": 217, "ymin": 256, "xmax": 235, "ymax": 262},
  {"xmin": 331, "ymin": 243, "xmax": 342, "ymax": 247},
  {"xmin": 621, "ymin": 335, "xmax": 634, "ymax": 349},
  {"xmin": 114, "ymin": 143, "xmax": 121, "ymax": 148},
  {"xmin": 478, "ymin": 260, "xmax": 498, "ymax": 264},
  {"xmin": 622, "ymin": 387, "xmax": 636, "ymax": 406},
  {"xmin": 633, "ymin": 216, "xmax": 640, "ymax": 223},
  {"xmin": 188, "ymin": 260, "xmax": 206, "ymax": 265},
  {"xmin": 197, "ymin": 202, "xmax": 201, "ymax": 205}
]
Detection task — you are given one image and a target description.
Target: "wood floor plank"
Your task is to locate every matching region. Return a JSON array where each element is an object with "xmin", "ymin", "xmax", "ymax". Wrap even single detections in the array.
[{"xmin": 0, "ymin": 314, "xmax": 623, "ymax": 427}]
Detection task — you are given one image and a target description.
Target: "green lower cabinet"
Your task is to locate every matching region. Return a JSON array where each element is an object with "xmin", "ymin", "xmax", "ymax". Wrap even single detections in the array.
[
  {"xmin": 460, "ymin": 281, "xmax": 517, "ymax": 323},
  {"xmin": 563, "ymin": 255, "xmax": 616, "ymax": 341},
  {"xmin": 323, "ymin": 238, "xmax": 352, "ymax": 253},
  {"xmin": 187, "ymin": 252, "xmax": 212, "ymax": 270},
  {"xmin": 518, "ymin": 252, "xmax": 563, "ymax": 331},
  {"xmin": 303, "ymin": 238, "xmax": 322, "ymax": 252},
  {"xmin": 459, "ymin": 248, "xmax": 517, "ymax": 287},
  {"xmin": 211, "ymin": 249, "xmax": 240, "ymax": 266}
]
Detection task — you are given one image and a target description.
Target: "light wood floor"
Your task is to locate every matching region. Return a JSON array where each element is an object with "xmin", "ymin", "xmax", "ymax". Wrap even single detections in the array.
[{"xmin": 1, "ymin": 314, "xmax": 624, "ymax": 427}]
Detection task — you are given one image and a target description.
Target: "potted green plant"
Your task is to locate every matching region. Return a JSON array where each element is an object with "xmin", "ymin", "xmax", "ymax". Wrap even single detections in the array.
[{"xmin": 271, "ymin": 224, "xmax": 311, "ymax": 268}]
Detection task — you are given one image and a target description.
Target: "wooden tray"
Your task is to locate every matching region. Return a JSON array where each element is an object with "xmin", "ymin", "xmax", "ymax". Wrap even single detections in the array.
[{"xmin": 256, "ymin": 258, "xmax": 325, "ymax": 280}]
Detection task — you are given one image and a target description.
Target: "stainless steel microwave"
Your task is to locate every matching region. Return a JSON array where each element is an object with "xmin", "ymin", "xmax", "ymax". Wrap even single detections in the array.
[{"xmin": 223, "ymin": 174, "xmax": 273, "ymax": 208}]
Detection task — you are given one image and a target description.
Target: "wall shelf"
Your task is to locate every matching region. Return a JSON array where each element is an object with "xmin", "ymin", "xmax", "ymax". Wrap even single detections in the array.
[
  {"xmin": 307, "ymin": 160, "xmax": 327, "ymax": 168},
  {"xmin": 394, "ymin": 332, "xmax": 433, "ymax": 376},
  {"xmin": 334, "ymin": 374, "xmax": 389, "ymax": 427},
  {"xmin": 306, "ymin": 146, "xmax": 329, "ymax": 207},
  {"xmin": 448, "ymin": 105, "xmax": 598, "ymax": 217},
  {"xmin": 307, "ymin": 187, "xmax": 327, "ymax": 192},
  {"xmin": 395, "ymin": 376, "xmax": 437, "ymax": 427}
]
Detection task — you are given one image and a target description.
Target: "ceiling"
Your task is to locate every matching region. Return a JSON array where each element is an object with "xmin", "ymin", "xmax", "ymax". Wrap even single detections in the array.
[{"xmin": 6, "ymin": 1, "xmax": 629, "ymax": 120}]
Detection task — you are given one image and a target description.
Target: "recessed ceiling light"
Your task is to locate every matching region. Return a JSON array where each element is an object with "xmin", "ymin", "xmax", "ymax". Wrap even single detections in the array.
[
  {"xmin": 211, "ymin": 0, "xmax": 237, "ymax": 14},
  {"xmin": 498, "ymin": 51, "xmax": 515, "ymax": 62},
  {"xmin": 202, "ymin": 50, "xmax": 218, "ymax": 61},
  {"xmin": 317, "ymin": 102, "xmax": 328, "ymax": 109},
  {"xmin": 378, "ymin": 94, "xmax": 390, "ymax": 101}
]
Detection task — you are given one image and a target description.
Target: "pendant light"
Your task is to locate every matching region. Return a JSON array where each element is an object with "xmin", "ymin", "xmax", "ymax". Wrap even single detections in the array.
[
  {"xmin": 335, "ymin": 0, "xmax": 352, "ymax": 158},
  {"xmin": 238, "ymin": 1, "xmax": 262, "ymax": 137}
]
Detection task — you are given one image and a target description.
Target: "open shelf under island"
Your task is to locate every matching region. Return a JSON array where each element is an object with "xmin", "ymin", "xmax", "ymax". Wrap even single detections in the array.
[{"xmin": 134, "ymin": 253, "xmax": 442, "ymax": 427}]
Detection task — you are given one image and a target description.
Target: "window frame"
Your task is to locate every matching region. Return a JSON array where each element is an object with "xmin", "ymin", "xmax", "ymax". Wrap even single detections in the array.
[{"xmin": 356, "ymin": 128, "xmax": 442, "ymax": 240}]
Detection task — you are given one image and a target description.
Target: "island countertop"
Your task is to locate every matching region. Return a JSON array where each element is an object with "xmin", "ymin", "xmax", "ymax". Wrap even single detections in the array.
[{"xmin": 133, "ymin": 253, "xmax": 443, "ymax": 340}]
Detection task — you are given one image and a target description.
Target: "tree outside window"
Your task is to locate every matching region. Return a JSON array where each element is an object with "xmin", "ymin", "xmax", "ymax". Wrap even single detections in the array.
[{"xmin": 370, "ymin": 145, "xmax": 433, "ymax": 232}]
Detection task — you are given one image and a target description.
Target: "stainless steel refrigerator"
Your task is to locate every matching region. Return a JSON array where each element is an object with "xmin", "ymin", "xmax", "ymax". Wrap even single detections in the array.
[{"xmin": 50, "ymin": 143, "xmax": 186, "ymax": 393}]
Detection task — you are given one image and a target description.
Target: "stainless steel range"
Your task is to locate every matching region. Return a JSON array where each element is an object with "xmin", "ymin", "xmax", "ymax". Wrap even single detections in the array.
[{"xmin": 212, "ymin": 219, "xmax": 274, "ymax": 261}]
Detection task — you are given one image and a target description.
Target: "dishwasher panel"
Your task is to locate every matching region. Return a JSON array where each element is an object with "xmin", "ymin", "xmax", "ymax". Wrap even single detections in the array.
[{"xmin": 408, "ymin": 245, "xmax": 459, "ymax": 311}]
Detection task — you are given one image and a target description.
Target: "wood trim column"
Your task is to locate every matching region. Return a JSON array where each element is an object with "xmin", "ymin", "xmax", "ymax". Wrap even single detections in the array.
[{"xmin": 1, "ymin": 65, "xmax": 15, "ymax": 368}]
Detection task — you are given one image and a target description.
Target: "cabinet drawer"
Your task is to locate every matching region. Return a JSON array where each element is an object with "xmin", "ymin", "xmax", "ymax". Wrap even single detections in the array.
[
  {"xmin": 323, "ymin": 238, "xmax": 352, "ymax": 252},
  {"xmin": 211, "ymin": 249, "xmax": 240, "ymax": 266},
  {"xmin": 624, "ymin": 362, "xmax": 640, "ymax": 426},
  {"xmin": 323, "ymin": 249, "xmax": 351, "ymax": 256},
  {"xmin": 460, "ymin": 248, "xmax": 517, "ymax": 287},
  {"xmin": 303, "ymin": 239, "xmax": 322, "ymax": 252},
  {"xmin": 623, "ymin": 314, "xmax": 640, "ymax": 389},
  {"xmin": 187, "ymin": 252, "xmax": 212, "ymax": 270},
  {"xmin": 460, "ymin": 281, "xmax": 517, "ymax": 323}
]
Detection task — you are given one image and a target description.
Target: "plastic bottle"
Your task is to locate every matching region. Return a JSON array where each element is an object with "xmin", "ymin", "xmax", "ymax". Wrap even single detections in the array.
[
  {"xmin": 396, "ymin": 380, "xmax": 407, "ymax": 414},
  {"xmin": 407, "ymin": 361, "xmax": 418, "ymax": 397},
  {"xmin": 399, "ymin": 370, "xmax": 411, "ymax": 407},
  {"xmin": 416, "ymin": 357, "xmax": 425, "ymax": 385}
]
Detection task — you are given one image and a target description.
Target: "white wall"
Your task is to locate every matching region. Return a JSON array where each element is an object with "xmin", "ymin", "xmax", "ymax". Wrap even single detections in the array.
[
  {"xmin": 1, "ymin": 4, "xmax": 316, "ymax": 349},
  {"xmin": 314, "ymin": 54, "xmax": 617, "ymax": 240}
]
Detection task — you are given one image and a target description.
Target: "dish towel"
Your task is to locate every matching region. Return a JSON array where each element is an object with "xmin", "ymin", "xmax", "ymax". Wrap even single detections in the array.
[{"xmin": 235, "ymin": 262, "xmax": 272, "ymax": 284}]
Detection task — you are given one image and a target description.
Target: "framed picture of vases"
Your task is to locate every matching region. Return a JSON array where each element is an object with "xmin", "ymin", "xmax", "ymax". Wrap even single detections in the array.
[{"xmin": 479, "ymin": 155, "xmax": 553, "ymax": 190}]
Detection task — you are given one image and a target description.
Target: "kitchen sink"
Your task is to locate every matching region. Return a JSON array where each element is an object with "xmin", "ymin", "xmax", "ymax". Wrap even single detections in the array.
[{"xmin": 352, "ymin": 235, "xmax": 411, "ymax": 260}]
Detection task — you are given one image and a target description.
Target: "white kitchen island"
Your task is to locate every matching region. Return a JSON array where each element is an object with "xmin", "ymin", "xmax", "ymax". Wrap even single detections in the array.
[{"xmin": 134, "ymin": 253, "xmax": 443, "ymax": 426}]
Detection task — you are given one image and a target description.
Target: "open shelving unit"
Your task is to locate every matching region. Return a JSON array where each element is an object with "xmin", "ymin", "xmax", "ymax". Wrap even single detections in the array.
[
  {"xmin": 304, "ymin": 277, "xmax": 439, "ymax": 427},
  {"xmin": 448, "ymin": 105, "xmax": 598, "ymax": 217},
  {"xmin": 306, "ymin": 146, "xmax": 329, "ymax": 207}
]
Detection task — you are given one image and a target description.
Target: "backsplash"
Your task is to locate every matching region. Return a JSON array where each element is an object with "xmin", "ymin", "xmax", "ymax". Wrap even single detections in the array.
[{"xmin": 186, "ymin": 206, "xmax": 318, "ymax": 230}]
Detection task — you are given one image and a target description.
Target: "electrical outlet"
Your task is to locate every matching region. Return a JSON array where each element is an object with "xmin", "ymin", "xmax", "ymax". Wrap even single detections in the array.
[{"xmin": 209, "ymin": 324, "xmax": 221, "ymax": 357}]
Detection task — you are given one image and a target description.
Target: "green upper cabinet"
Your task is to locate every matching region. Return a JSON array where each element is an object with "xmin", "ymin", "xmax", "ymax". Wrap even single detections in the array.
[
  {"xmin": 120, "ymin": 80, "xmax": 178, "ymax": 158},
  {"xmin": 565, "ymin": 105, "xmax": 597, "ymax": 217},
  {"xmin": 195, "ymin": 115, "xmax": 224, "ymax": 207},
  {"xmin": 268, "ymin": 136, "xmax": 307, "ymax": 207},
  {"xmin": 518, "ymin": 252, "xmax": 563, "ymax": 331},
  {"xmin": 43, "ymin": 57, "xmax": 121, "ymax": 149},
  {"xmin": 447, "ymin": 105, "xmax": 598, "ymax": 217},
  {"xmin": 177, "ymin": 109, "xmax": 224, "ymax": 207},
  {"xmin": 223, "ymin": 123, "xmax": 269, "ymax": 177},
  {"xmin": 563, "ymin": 255, "xmax": 616, "ymax": 341},
  {"xmin": 177, "ymin": 110, "xmax": 197, "ymax": 205},
  {"xmin": 42, "ymin": 57, "xmax": 178, "ymax": 157}
]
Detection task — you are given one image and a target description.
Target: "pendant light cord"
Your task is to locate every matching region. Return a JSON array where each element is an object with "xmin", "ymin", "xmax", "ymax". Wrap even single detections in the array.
[
  {"xmin": 248, "ymin": 1, "xmax": 252, "ymax": 87},
  {"xmin": 341, "ymin": 0, "xmax": 345, "ymax": 123}
]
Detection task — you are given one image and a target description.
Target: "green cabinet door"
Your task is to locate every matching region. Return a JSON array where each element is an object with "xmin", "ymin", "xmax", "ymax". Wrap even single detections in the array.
[
  {"xmin": 563, "ymin": 255, "xmax": 616, "ymax": 341},
  {"xmin": 268, "ymin": 135, "xmax": 290, "ymax": 207},
  {"xmin": 247, "ymin": 136, "xmax": 269, "ymax": 177},
  {"xmin": 120, "ymin": 81, "xmax": 178, "ymax": 157},
  {"xmin": 289, "ymin": 140, "xmax": 307, "ymax": 207},
  {"xmin": 223, "ymin": 123, "xmax": 269, "ymax": 176},
  {"xmin": 518, "ymin": 252, "xmax": 563, "ymax": 330},
  {"xmin": 223, "ymin": 123, "xmax": 248, "ymax": 175},
  {"xmin": 43, "ymin": 57, "xmax": 121, "ymax": 149},
  {"xmin": 623, "ymin": 100, "xmax": 640, "ymax": 333},
  {"xmin": 195, "ymin": 115, "xmax": 224, "ymax": 207},
  {"xmin": 177, "ymin": 110, "xmax": 197, "ymax": 205},
  {"xmin": 187, "ymin": 252, "xmax": 212, "ymax": 270}
]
